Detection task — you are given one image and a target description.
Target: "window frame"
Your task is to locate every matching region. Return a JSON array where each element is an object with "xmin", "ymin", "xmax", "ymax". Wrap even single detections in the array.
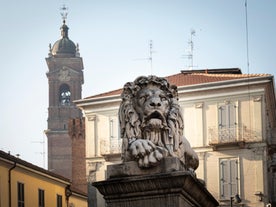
[
  {"xmin": 109, "ymin": 116, "xmax": 121, "ymax": 153},
  {"xmin": 38, "ymin": 188, "xmax": 45, "ymax": 207},
  {"xmin": 217, "ymin": 101, "xmax": 238, "ymax": 142},
  {"xmin": 219, "ymin": 157, "xmax": 240, "ymax": 200},
  {"xmin": 57, "ymin": 194, "xmax": 62, "ymax": 207},
  {"xmin": 17, "ymin": 182, "xmax": 24, "ymax": 207}
]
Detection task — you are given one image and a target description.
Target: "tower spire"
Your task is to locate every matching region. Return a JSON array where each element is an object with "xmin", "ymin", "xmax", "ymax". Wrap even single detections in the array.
[
  {"xmin": 50, "ymin": 4, "xmax": 76, "ymax": 57},
  {"xmin": 59, "ymin": 5, "xmax": 69, "ymax": 38}
]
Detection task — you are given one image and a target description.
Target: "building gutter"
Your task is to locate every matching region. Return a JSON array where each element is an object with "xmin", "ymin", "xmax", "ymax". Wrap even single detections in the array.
[
  {"xmin": 177, "ymin": 75, "xmax": 273, "ymax": 93},
  {"xmin": 16, "ymin": 163, "xmax": 70, "ymax": 185},
  {"xmin": 8, "ymin": 161, "xmax": 16, "ymax": 207},
  {"xmin": 74, "ymin": 95, "xmax": 121, "ymax": 108}
]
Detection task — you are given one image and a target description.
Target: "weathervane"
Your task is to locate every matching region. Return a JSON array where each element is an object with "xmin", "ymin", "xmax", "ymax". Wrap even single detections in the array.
[{"xmin": 60, "ymin": 4, "xmax": 68, "ymax": 23}]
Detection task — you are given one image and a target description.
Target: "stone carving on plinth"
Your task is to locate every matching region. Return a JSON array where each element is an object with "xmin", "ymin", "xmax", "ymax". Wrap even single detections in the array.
[{"xmin": 119, "ymin": 75, "xmax": 199, "ymax": 171}]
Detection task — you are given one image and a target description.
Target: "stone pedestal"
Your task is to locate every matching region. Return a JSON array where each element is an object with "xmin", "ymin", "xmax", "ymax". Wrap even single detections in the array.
[{"xmin": 92, "ymin": 158, "xmax": 218, "ymax": 207}]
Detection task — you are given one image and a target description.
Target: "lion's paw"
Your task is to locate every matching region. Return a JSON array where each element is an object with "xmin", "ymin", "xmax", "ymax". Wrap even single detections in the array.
[
  {"xmin": 129, "ymin": 139, "xmax": 156, "ymax": 158},
  {"xmin": 138, "ymin": 148, "xmax": 166, "ymax": 168}
]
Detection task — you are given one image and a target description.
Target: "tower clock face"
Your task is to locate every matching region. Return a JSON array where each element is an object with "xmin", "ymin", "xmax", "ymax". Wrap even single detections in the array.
[{"xmin": 58, "ymin": 66, "xmax": 71, "ymax": 81}]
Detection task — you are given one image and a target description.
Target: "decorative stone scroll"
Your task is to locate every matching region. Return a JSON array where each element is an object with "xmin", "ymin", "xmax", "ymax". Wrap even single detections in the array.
[{"xmin": 119, "ymin": 75, "xmax": 199, "ymax": 171}]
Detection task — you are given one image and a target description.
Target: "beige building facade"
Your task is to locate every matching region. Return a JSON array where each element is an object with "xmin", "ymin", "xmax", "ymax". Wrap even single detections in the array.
[{"xmin": 76, "ymin": 69, "xmax": 276, "ymax": 207}]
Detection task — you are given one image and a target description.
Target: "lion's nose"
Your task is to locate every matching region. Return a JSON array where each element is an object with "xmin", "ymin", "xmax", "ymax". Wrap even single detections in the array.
[{"xmin": 149, "ymin": 98, "xmax": 161, "ymax": 107}]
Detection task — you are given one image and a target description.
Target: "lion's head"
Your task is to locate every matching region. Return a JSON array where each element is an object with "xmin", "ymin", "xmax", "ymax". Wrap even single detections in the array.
[{"xmin": 119, "ymin": 76, "xmax": 184, "ymax": 162}]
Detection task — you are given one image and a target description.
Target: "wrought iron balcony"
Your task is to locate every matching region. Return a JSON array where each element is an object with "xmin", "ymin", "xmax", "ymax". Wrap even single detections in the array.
[{"xmin": 208, "ymin": 125, "xmax": 261, "ymax": 146}]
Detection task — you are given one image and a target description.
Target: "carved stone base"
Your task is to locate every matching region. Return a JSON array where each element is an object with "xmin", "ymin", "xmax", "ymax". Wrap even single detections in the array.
[
  {"xmin": 93, "ymin": 158, "xmax": 218, "ymax": 207},
  {"xmin": 107, "ymin": 157, "xmax": 186, "ymax": 178}
]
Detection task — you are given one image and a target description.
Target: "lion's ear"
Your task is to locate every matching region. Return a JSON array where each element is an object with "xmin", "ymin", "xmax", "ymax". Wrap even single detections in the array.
[
  {"xmin": 133, "ymin": 85, "xmax": 141, "ymax": 95},
  {"xmin": 170, "ymin": 85, "xmax": 179, "ymax": 99}
]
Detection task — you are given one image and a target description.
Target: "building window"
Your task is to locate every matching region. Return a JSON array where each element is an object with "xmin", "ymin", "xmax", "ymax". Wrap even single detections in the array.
[
  {"xmin": 18, "ymin": 182, "xmax": 24, "ymax": 207},
  {"xmin": 57, "ymin": 194, "xmax": 62, "ymax": 207},
  {"xmin": 218, "ymin": 102, "xmax": 237, "ymax": 142},
  {"xmin": 109, "ymin": 117, "xmax": 121, "ymax": 153},
  {"xmin": 38, "ymin": 189, "xmax": 45, "ymax": 207},
  {"xmin": 219, "ymin": 157, "xmax": 240, "ymax": 199},
  {"xmin": 59, "ymin": 84, "xmax": 71, "ymax": 106},
  {"xmin": 109, "ymin": 118, "xmax": 114, "ymax": 138}
]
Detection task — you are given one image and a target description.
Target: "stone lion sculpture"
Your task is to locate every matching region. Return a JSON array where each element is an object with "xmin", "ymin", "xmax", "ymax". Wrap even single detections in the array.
[{"xmin": 119, "ymin": 75, "xmax": 199, "ymax": 171}]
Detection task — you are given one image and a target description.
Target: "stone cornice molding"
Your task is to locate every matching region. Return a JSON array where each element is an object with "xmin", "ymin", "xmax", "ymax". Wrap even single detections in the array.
[{"xmin": 87, "ymin": 114, "xmax": 97, "ymax": 121}]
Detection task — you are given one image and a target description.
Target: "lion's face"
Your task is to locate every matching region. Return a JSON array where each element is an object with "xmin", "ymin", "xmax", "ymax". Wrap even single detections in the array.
[{"xmin": 134, "ymin": 84, "xmax": 170, "ymax": 128}]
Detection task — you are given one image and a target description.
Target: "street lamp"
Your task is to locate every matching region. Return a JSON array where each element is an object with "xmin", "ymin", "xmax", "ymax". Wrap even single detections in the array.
[
  {"xmin": 254, "ymin": 191, "xmax": 264, "ymax": 201},
  {"xmin": 230, "ymin": 194, "xmax": 242, "ymax": 207},
  {"xmin": 65, "ymin": 186, "xmax": 72, "ymax": 207}
]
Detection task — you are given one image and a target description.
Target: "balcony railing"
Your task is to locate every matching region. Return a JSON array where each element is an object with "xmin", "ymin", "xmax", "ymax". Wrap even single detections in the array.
[
  {"xmin": 100, "ymin": 139, "xmax": 122, "ymax": 155},
  {"xmin": 208, "ymin": 125, "xmax": 261, "ymax": 145}
]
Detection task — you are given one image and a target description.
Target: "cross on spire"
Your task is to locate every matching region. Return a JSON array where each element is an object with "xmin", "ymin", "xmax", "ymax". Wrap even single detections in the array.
[{"xmin": 60, "ymin": 4, "xmax": 68, "ymax": 24}]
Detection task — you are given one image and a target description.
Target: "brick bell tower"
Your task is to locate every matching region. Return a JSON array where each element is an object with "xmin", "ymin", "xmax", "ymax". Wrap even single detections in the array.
[{"xmin": 45, "ymin": 10, "xmax": 84, "ymax": 179}]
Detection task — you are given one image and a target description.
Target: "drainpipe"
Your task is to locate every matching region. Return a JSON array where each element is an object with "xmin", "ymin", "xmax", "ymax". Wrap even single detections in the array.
[{"xmin": 8, "ymin": 162, "xmax": 16, "ymax": 207}]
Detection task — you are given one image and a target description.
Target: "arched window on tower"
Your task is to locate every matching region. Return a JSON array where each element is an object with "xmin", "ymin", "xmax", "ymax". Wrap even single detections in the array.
[{"xmin": 59, "ymin": 84, "xmax": 71, "ymax": 106}]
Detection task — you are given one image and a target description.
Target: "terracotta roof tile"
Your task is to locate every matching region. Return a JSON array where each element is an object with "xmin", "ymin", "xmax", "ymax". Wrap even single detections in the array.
[
  {"xmin": 166, "ymin": 72, "xmax": 269, "ymax": 86},
  {"xmin": 86, "ymin": 71, "xmax": 270, "ymax": 99}
]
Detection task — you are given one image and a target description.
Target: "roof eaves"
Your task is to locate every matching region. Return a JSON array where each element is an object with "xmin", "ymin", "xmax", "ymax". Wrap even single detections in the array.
[
  {"xmin": 75, "ymin": 94, "xmax": 121, "ymax": 107},
  {"xmin": 177, "ymin": 74, "xmax": 273, "ymax": 92},
  {"xmin": 181, "ymin": 68, "xmax": 242, "ymax": 74},
  {"xmin": 79, "ymin": 72, "xmax": 272, "ymax": 101},
  {"xmin": 0, "ymin": 150, "xmax": 70, "ymax": 183}
]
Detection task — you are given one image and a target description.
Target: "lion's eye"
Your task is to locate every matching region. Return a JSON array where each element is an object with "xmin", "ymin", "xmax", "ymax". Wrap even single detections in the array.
[{"xmin": 139, "ymin": 96, "xmax": 146, "ymax": 103}]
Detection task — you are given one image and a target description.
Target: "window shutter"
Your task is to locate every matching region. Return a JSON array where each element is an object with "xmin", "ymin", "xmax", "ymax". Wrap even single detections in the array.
[
  {"xmin": 228, "ymin": 104, "xmax": 237, "ymax": 140},
  {"xmin": 220, "ymin": 158, "xmax": 239, "ymax": 199},
  {"xmin": 230, "ymin": 159, "xmax": 238, "ymax": 196},
  {"xmin": 228, "ymin": 104, "xmax": 236, "ymax": 128},
  {"xmin": 220, "ymin": 159, "xmax": 229, "ymax": 198},
  {"xmin": 219, "ymin": 104, "xmax": 236, "ymax": 128},
  {"xmin": 218, "ymin": 103, "xmax": 237, "ymax": 141},
  {"xmin": 219, "ymin": 105, "xmax": 226, "ymax": 129}
]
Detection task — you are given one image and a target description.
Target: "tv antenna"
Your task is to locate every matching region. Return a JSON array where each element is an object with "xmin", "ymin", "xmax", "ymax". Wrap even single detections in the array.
[
  {"xmin": 183, "ymin": 29, "xmax": 196, "ymax": 70},
  {"xmin": 31, "ymin": 131, "xmax": 46, "ymax": 168},
  {"xmin": 133, "ymin": 40, "xmax": 155, "ymax": 75},
  {"xmin": 245, "ymin": 0, "xmax": 250, "ymax": 74},
  {"xmin": 60, "ymin": 4, "xmax": 68, "ymax": 22},
  {"xmin": 149, "ymin": 40, "xmax": 154, "ymax": 74}
]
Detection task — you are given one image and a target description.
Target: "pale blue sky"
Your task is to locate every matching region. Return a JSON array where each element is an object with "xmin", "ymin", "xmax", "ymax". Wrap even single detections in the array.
[{"xmin": 0, "ymin": 0, "xmax": 275, "ymax": 168}]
